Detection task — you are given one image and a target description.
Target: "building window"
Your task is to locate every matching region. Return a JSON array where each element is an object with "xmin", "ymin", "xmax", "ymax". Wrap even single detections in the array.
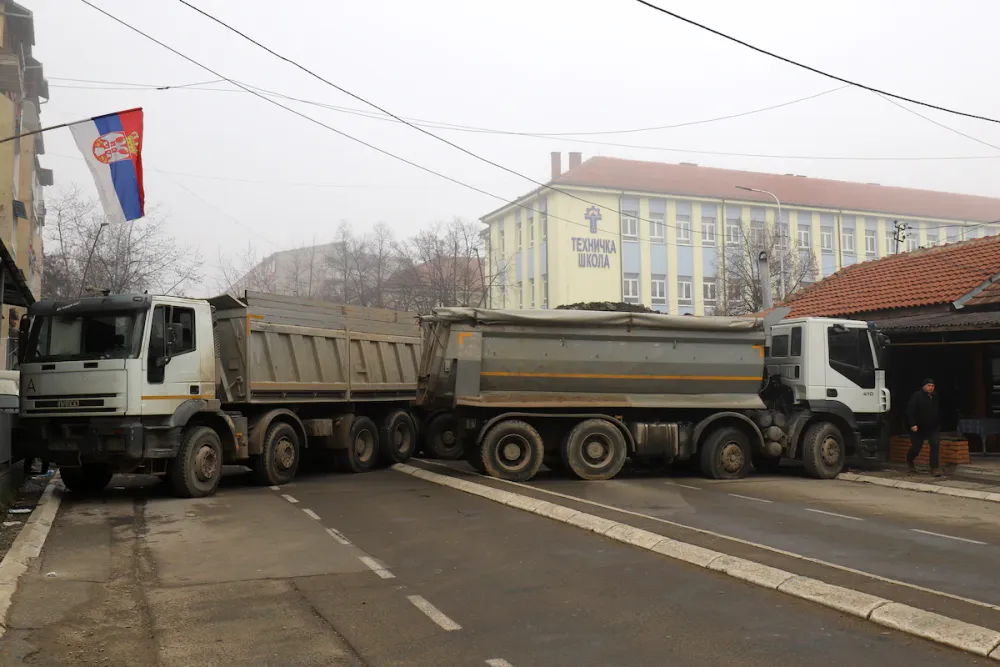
[
  {"xmin": 650, "ymin": 274, "xmax": 667, "ymax": 305},
  {"xmin": 622, "ymin": 211, "xmax": 638, "ymax": 240},
  {"xmin": 677, "ymin": 215, "xmax": 692, "ymax": 245},
  {"xmin": 623, "ymin": 273, "xmax": 640, "ymax": 303},
  {"xmin": 926, "ymin": 232, "xmax": 938, "ymax": 247},
  {"xmin": 947, "ymin": 227, "xmax": 960, "ymax": 243},
  {"xmin": 498, "ymin": 225, "xmax": 505, "ymax": 253},
  {"xmin": 528, "ymin": 218, "xmax": 534, "ymax": 247},
  {"xmin": 517, "ymin": 281, "xmax": 523, "ymax": 308},
  {"xmin": 726, "ymin": 219, "xmax": 740, "ymax": 245},
  {"xmin": 865, "ymin": 229, "xmax": 877, "ymax": 254},
  {"xmin": 541, "ymin": 215, "xmax": 548, "ymax": 243},
  {"xmin": 516, "ymin": 219, "xmax": 522, "ymax": 250},
  {"xmin": 820, "ymin": 227, "xmax": 834, "ymax": 251},
  {"xmin": 701, "ymin": 218, "xmax": 716, "ymax": 245},
  {"xmin": 798, "ymin": 226, "xmax": 811, "ymax": 249},
  {"xmin": 529, "ymin": 278, "xmax": 535, "ymax": 308},
  {"xmin": 703, "ymin": 278, "xmax": 717, "ymax": 305},
  {"xmin": 842, "ymin": 228, "xmax": 855, "ymax": 253},
  {"xmin": 775, "ymin": 223, "xmax": 788, "ymax": 249},
  {"xmin": 906, "ymin": 234, "xmax": 919, "ymax": 252},
  {"xmin": 750, "ymin": 221, "xmax": 765, "ymax": 247},
  {"xmin": 678, "ymin": 276, "xmax": 693, "ymax": 306},
  {"xmin": 886, "ymin": 231, "xmax": 896, "ymax": 254},
  {"xmin": 542, "ymin": 275, "xmax": 548, "ymax": 308},
  {"xmin": 650, "ymin": 214, "xmax": 665, "ymax": 242}
]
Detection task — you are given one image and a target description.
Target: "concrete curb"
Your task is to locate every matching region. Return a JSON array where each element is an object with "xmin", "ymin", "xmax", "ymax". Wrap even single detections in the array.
[
  {"xmin": 837, "ymin": 472, "xmax": 1000, "ymax": 503},
  {"xmin": 0, "ymin": 474, "xmax": 63, "ymax": 638},
  {"xmin": 394, "ymin": 463, "xmax": 1000, "ymax": 659}
]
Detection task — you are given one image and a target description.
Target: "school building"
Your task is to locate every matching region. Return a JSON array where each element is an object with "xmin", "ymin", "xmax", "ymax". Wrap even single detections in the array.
[{"xmin": 480, "ymin": 153, "xmax": 1000, "ymax": 314}]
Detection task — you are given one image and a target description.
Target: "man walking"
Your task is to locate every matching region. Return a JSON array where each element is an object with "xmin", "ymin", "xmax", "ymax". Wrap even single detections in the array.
[{"xmin": 906, "ymin": 378, "xmax": 941, "ymax": 476}]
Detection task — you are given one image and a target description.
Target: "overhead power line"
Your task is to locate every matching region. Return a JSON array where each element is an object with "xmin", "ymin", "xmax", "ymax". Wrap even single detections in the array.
[
  {"xmin": 632, "ymin": 0, "xmax": 1000, "ymax": 126},
  {"xmin": 874, "ymin": 92, "xmax": 1000, "ymax": 152},
  {"xmin": 75, "ymin": 0, "xmax": 695, "ymax": 251},
  {"xmin": 48, "ymin": 76, "xmax": 1000, "ymax": 162}
]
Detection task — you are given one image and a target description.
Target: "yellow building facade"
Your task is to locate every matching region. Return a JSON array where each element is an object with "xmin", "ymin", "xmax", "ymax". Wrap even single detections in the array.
[{"xmin": 482, "ymin": 155, "xmax": 1000, "ymax": 315}]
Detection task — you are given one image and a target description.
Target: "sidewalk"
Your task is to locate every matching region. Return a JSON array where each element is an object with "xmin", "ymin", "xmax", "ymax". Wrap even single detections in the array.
[
  {"xmin": 0, "ymin": 476, "xmax": 367, "ymax": 667},
  {"xmin": 843, "ymin": 457, "xmax": 1000, "ymax": 498}
]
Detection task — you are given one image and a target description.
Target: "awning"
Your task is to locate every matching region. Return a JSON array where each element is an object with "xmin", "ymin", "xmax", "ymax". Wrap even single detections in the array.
[
  {"xmin": 873, "ymin": 309, "xmax": 1000, "ymax": 332},
  {"xmin": 0, "ymin": 239, "xmax": 34, "ymax": 307}
]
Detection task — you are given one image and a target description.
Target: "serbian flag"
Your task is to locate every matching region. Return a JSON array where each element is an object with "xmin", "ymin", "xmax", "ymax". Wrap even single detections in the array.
[{"xmin": 69, "ymin": 107, "xmax": 145, "ymax": 224}]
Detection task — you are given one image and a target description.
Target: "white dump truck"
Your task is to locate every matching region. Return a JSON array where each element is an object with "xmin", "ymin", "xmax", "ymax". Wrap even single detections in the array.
[
  {"xmin": 416, "ymin": 307, "xmax": 890, "ymax": 482},
  {"xmin": 15, "ymin": 292, "xmax": 421, "ymax": 497}
]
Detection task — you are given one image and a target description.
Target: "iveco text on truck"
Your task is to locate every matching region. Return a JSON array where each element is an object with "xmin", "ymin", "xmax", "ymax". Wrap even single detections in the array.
[
  {"xmin": 16, "ymin": 291, "xmax": 421, "ymax": 497},
  {"xmin": 416, "ymin": 307, "xmax": 889, "ymax": 482}
]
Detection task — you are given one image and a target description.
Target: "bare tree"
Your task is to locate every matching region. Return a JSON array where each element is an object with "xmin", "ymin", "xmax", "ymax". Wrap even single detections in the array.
[
  {"xmin": 392, "ymin": 218, "xmax": 485, "ymax": 312},
  {"xmin": 43, "ymin": 186, "xmax": 202, "ymax": 299},
  {"xmin": 217, "ymin": 241, "xmax": 278, "ymax": 297},
  {"xmin": 721, "ymin": 218, "xmax": 817, "ymax": 315}
]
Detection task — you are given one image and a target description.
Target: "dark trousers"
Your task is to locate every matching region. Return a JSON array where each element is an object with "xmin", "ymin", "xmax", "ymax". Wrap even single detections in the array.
[{"xmin": 907, "ymin": 428, "xmax": 940, "ymax": 468}]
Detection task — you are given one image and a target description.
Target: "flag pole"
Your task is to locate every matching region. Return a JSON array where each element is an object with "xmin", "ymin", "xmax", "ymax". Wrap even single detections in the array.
[{"xmin": 0, "ymin": 107, "xmax": 143, "ymax": 145}]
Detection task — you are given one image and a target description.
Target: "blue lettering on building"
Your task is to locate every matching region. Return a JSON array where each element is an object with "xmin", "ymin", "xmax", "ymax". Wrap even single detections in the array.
[{"xmin": 571, "ymin": 236, "xmax": 616, "ymax": 269}]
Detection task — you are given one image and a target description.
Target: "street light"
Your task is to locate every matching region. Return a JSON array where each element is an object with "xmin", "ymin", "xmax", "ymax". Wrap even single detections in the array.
[{"xmin": 735, "ymin": 186, "xmax": 785, "ymax": 300}]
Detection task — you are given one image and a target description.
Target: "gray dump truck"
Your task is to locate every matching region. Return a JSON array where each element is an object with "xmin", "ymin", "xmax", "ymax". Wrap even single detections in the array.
[
  {"xmin": 416, "ymin": 308, "xmax": 889, "ymax": 482},
  {"xmin": 16, "ymin": 291, "xmax": 421, "ymax": 497}
]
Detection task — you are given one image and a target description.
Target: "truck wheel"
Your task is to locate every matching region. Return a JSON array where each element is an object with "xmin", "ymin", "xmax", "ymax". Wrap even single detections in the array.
[
  {"xmin": 700, "ymin": 426, "xmax": 752, "ymax": 480},
  {"xmin": 379, "ymin": 411, "xmax": 416, "ymax": 465},
  {"xmin": 424, "ymin": 413, "xmax": 462, "ymax": 460},
  {"xmin": 480, "ymin": 420, "xmax": 544, "ymax": 482},
  {"xmin": 60, "ymin": 465, "xmax": 113, "ymax": 494},
  {"xmin": 252, "ymin": 422, "xmax": 301, "ymax": 486},
  {"xmin": 562, "ymin": 419, "xmax": 627, "ymax": 481},
  {"xmin": 802, "ymin": 422, "xmax": 845, "ymax": 479},
  {"xmin": 334, "ymin": 416, "xmax": 380, "ymax": 474},
  {"xmin": 170, "ymin": 426, "xmax": 223, "ymax": 498},
  {"xmin": 752, "ymin": 453, "xmax": 782, "ymax": 474}
]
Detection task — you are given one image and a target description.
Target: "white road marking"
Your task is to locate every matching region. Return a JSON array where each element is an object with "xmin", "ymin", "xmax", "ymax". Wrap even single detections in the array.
[
  {"xmin": 411, "ymin": 460, "xmax": 1000, "ymax": 613},
  {"xmin": 728, "ymin": 493, "xmax": 772, "ymax": 503},
  {"xmin": 302, "ymin": 508, "xmax": 321, "ymax": 520},
  {"xmin": 326, "ymin": 527, "xmax": 351, "ymax": 545},
  {"xmin": 359, "ymin": 556, "xmax": 395, "ymax": 579},
  {"xmin": 805, "ymin": 508, "xmax": 865, "ymax": 522},
  {"xmin": 912, "ymin": 529, "xmax": 987, "ymax": 545},
  {"xmin": 664, "ymin": 481, "xmax": 702, "ymax": 490},
  {"xmin": 281, "ymin": 494, "xmax": 299, "ymax": 504},
  {"xmin": 407, "ymin": 595, "xmax": 461, "ymax": 631},
  {"xmin": 486, "ymin": 660, "xmax": 514, "ymax": 667},
  {"xmin": 269, "ymin": 485, "xmax": 280, "ymax": 491}
]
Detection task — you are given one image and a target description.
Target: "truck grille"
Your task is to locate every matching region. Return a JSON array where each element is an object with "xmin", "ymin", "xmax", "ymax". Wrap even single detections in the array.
[{"xmin": 25, "ymin": 393, "xmax": 119, "ymax": 415}]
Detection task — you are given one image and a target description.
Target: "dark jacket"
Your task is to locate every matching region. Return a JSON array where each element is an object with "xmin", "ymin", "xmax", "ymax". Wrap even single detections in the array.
[{"xmin": 906, "ymin": 390, "xmax": 940, "ymax": 431}]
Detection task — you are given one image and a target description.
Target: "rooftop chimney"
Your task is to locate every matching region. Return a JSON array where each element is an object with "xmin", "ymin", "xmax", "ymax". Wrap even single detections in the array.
[
  {"xmin": 568, "ymin": 152, "xmax": 582, "ymax": 170},
  {"xmin": 550, "ymin": 152, "xmax": 561, "ymax": 180}
]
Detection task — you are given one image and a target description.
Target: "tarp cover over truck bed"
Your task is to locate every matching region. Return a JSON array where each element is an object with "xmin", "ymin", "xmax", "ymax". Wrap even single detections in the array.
[{"xmin": 424, "ymin": 307, "xmax": 763, "ymax": 331}]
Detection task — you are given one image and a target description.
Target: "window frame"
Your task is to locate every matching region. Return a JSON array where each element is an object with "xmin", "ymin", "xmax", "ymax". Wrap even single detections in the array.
[
  {"xmin": 701, "ymin": 219, "xmax": 717, "ymax": 245},
  {"xmin": 622, "ymin": 212, "xmax": 639, "ymax": 240},
  {"xmin": 650, "ymin": 275, "xmax": 667, "ymax": 305},
  {"xmin": 649, "ymin": 215, "xmax": 665, "ymax": 242},
  {"xmin": 677, "ymin": 278, "xmax": 693, "ymax": 306},
  {"xmin": 841, "ymin": 228, "xmax": 855, "ymax": 253},
  {"xmin": 864, "ymin": 229, "xmax": 877, "ymax": 254},
  {"xmin": 798, "ymin": 226, "xmax": 811, "ymax": 249},
  {"xmin": 676, "ymin": 215, "xmax": 692, "ymax": 245},
  {"xmin": 702, "ymin": 279, "xmax": 717, "ymax": 305},
  {"xmin": 623, "ymin": 273, "xmax": 640, "ymax": 304}
]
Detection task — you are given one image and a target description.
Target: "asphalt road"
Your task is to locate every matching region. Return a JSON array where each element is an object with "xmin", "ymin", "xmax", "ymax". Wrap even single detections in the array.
[{"xmin": 281, "ymin": 466, "xmax": 983, "ymax": 666}]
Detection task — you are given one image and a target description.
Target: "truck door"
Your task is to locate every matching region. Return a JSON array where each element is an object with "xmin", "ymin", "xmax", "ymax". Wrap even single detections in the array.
[
  {"xmin": 825, "ymin": 325, "xmax": 877, "ymax": 413},
  {"xmin": 140, "ymin": 304, "xmax": 203, "ymax": 414}
]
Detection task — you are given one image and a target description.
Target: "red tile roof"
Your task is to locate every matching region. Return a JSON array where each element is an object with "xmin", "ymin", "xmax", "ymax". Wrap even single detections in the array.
[
  {"xmin": 553, "ymin": 157, "xmax": 1000, "ymax": 223},
  {"xmin": 782, "ymin": 235, "xmax": 1000, "ymax": 318},
  {"xmin": 968, "ymin": 279, "xmax": 1000, "ymax": 308}
]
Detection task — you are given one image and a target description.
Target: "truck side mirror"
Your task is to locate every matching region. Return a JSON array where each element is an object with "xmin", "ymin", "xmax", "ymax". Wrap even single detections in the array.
[
  {"xmin": 155, "ymin": 323, "xmax": 185, "ymax": 368},
  {"xmin": 17, "ymin": 316, "xmax": 29, "ymax": 364}
]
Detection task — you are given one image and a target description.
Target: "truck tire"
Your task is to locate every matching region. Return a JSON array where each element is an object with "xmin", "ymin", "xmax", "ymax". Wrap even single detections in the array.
[
  {"xmin": 466, "ymin": 444, "xmax": 488, "ymax": 474},
  {"xmin": 479, "ymin": 420, "xmax": 544, "ymax": 482},
  {"xmin": 251, "ymin": 422, "xmax": 301, "ymax": 486},
  {"xmin": 170, "ymin": 425, "xmax": 223, "ymax": 498},
  {"xmin": 699, "ymin": 426, "xmax": 752, "ymax": 480},
  {"xmin": 424, "ymin": 413, "xmax": 462, "ymax": 460},
  {"xmin": 60, "ymin": 464, "xmax": 113, "ymax": 494},
  {"xmin": 562, "ymin": 419, "xmax": 627, "ymax": 481},
  {"xmin": 801, "ymin": 422, "xmax": 845, "ymax": 480},
  {"xmin": 334, "ymin": 416, "xmax": 380, "ymax": 474},
  {"xmin": 379, "ymin": 411, "xmax": 416, "ymax": 465}
]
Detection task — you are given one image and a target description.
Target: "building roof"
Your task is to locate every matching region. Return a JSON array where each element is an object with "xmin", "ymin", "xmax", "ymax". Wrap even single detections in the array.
[
  {"xmin": 870, "ymin": 309, "xmax": 1000, "ymax": 332},
  {"xmin": 782, "ymin": 234, "xmax": 1000, "ymax": 318},
  {"xmin": 550, "ymin": 157, "xmax": 1000, "ymax": 223}
]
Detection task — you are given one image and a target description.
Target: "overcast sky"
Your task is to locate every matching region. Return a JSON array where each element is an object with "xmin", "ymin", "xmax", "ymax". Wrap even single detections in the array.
[{"xmin": 30, "ymin": 0, "xmax": 1000, "ymax": 295}]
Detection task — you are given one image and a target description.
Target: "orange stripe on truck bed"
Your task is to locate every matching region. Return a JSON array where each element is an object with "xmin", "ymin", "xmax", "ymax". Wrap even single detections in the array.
[{"xmin": 480, "ymin": 371, "xmax": 759, "ymax": 381}]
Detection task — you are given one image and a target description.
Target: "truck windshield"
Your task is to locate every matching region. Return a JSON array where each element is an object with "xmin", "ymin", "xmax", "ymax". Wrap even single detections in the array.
[{"xmin": 25, "ymin": 310, "xmax": 146, "ymax": 362}]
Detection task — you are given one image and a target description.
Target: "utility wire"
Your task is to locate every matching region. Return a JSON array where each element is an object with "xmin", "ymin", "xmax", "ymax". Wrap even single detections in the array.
[
  {"xmin": 874, "ymin": 92, "xmax": 1000, "ymax": 152},
  {"xmin": 75, "ymin": 0, "xmax": 694, "ymax": 250},
  {"xmin": 632, "ymin": 0, "xmax": 1000, "ymax": 126},
  {"xmin": 48, "ymin": 77, "xmax": 1000, "ymax": 162}
]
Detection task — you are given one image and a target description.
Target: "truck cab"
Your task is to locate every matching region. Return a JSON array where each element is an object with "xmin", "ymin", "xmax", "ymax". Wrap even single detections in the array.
[
  {"xmin": 767, "ymin": 317, "xmax": 890, "ymax": 459},
  {"xmin": 17, "ymin": 293, "xmax": 237, "ymax": 496}
]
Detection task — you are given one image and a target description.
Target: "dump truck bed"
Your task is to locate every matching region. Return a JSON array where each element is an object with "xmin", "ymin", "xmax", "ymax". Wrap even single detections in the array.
[
  {"xmin": 418, "ymin": 308, "xmax": 768, "ymax": 410},
  {"xmin": 210, "ymin": 292, "xmax": 420, "ymax": 404}
]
